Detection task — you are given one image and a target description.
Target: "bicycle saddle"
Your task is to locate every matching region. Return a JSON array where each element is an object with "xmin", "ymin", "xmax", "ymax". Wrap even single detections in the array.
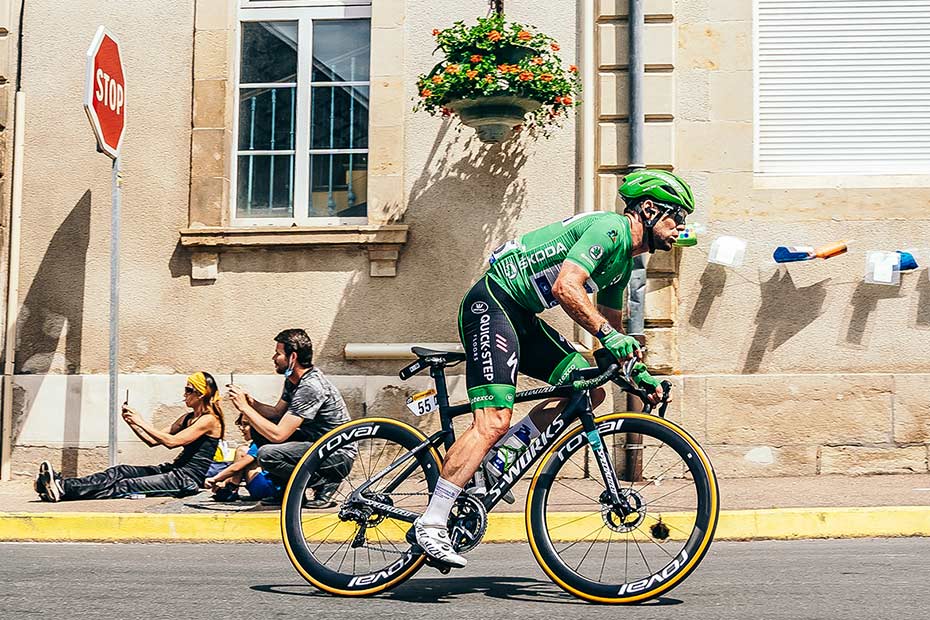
[{"xmin": 399, "ymin": 347, "xmax": 466, "ymax": 380}]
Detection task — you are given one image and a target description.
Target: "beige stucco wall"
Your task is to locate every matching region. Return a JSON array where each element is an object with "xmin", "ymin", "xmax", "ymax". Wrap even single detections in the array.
[
  {"xmin": 4, "ymin": 0, "xmax": 930, "ymax": 479},
  {"xmin": 670, "ymin": 0, "xmax": 930, "ymax": 476},
  {"xmin": 5, "ymin": 0, "xmax": 585, "ymax": 477}
]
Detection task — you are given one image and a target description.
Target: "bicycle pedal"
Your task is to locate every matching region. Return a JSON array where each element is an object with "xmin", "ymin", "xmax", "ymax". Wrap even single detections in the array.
[{"xmin": 423, "ymin": 555, "xmax": 453, "ymax": 574}]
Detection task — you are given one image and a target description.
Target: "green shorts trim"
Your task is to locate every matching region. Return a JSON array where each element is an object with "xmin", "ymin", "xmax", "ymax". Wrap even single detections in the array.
[
  {"xmin": 467, "ymin": 384, "xmax": 516, "ymax": 411},
  {"xmin": 547, "ymin": 352, "xmax": 590, "ymax": 386}
]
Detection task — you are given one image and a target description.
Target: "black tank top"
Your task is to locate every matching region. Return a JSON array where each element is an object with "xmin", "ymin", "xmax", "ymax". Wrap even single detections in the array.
[{"xmin": 170, "ymin": 413, "xmax": 221, "ymax": 481}]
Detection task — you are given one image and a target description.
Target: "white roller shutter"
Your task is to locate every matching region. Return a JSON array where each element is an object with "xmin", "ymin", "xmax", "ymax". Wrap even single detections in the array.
[{"xmin": 755, "ymin": 0, "xmax": 930, "ymax": 175}]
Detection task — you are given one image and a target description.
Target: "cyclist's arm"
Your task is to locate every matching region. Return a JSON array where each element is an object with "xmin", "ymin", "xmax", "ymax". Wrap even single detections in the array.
[{"xmin": 552, "ymin": 261, "xmax": 616, "ymax": 336}]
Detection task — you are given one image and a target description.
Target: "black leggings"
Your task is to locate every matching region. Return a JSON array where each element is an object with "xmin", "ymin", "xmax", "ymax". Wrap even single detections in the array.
[{"xmin": 61, "ymin": 464, "xmax": 202, "ymax": 500}]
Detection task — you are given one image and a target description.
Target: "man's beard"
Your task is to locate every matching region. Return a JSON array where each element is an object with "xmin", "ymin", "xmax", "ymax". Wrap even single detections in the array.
[{"xmin": 274, "ymin": 363, "xmax": 287, "ymax": 375}]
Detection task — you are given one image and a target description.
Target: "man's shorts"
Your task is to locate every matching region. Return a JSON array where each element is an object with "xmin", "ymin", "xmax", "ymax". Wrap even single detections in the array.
[
  {"xmin": 458, "ymin": 275, "xmax": 589, "ymax": 411},
  {"xmin": 245, "ymin": 471, "xmax": 279, "ymax": 501}
]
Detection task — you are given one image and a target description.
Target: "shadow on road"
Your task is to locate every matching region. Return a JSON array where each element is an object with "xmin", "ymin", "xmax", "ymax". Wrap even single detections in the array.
[{"xmin": 252, "ymin": 576, "xmax": 683, "ymax": 606}]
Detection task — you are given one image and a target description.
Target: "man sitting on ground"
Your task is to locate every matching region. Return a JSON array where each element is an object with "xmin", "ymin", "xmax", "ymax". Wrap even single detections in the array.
[{"xmin": 227, "ymin": 329, "xmax": 355, "ymax": 508}]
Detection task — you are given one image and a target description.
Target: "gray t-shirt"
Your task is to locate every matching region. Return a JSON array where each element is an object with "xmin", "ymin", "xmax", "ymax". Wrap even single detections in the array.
[{"xmin": 281, "ymin": 368, "xmax": 352, "ymax": 444}]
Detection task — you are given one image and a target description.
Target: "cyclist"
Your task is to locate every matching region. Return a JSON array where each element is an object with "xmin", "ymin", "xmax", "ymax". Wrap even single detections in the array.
[{"xmin": 413, "ymin": 169, "xmax": 695, "ymax": 568}]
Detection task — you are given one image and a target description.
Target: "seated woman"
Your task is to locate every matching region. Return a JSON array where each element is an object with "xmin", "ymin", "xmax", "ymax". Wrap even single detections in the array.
[
  {"xmin": 34, "ymin": 372, "xmax": 225, "ymax": 502},
  {"xmin": 205, "ymin": 415, "xmax": 279, "ymax": 502}
]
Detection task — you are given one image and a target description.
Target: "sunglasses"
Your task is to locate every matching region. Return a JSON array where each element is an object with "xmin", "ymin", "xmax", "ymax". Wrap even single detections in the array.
[
  {"xmin": 184, "ymin": 386, "xmax": 196, "ymax": 395},
  {"xmin": 659, "ymin": 204, "xmax": 688, "ymax": 226}
]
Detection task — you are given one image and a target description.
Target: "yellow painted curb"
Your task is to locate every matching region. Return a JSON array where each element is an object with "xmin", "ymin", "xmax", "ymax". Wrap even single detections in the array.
[{"xmin": 1, "ymin": 507, "xmax": 928, "ymax": 543}]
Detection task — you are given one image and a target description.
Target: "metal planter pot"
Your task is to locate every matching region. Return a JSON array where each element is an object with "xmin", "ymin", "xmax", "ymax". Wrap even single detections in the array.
[{"xmin": 447, "ymin": 95, "xmax": 542, "ymax": 143}]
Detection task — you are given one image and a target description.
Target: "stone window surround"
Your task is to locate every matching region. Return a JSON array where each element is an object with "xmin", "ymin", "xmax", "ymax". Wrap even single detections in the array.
[{"xmin": 181, "ymin": 0, "xmax": 407, "ymax": 279}]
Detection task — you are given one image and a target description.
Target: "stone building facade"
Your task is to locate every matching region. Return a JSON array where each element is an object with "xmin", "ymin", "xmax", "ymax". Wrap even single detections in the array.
[{"xmin": 0, "ymin": 0, "xmax": 928, "ymax": 479}]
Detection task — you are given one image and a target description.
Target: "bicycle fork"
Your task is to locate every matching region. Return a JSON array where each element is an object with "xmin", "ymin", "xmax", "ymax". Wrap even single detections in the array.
[{"xmin": 579, "ymin": 408, "xmax": 634, "ymax": 516}]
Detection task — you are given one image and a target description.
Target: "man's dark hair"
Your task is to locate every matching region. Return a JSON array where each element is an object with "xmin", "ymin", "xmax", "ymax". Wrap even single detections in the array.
[{"xmin": 274, "ymin": 329, "xmax": 314, "ymax": 368}]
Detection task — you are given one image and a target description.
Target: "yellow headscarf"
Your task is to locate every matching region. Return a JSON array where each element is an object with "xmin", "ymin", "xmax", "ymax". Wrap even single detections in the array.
[{"xmin": 186, "ymin": 372, "xmax": 219, "ymax": 403}]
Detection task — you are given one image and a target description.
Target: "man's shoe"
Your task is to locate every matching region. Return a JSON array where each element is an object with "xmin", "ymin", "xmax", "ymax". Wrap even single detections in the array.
[
  {"xmin": 212, "ymin": 486, "xmax": 240, "ymax": 502},
  {"xmin": 413, "ymin": 518, "xmax": 467, "ymax": 568},
  {"xmin": 36, "ymin": 461, "xmax": 63, "ymax": 502},
  {"xmin": 259, "ymin": 493, "xmax": 283, "ymax": 507},
  {"xmin": 303, "ymin": 481, "xmax": 339, "ymax": 509}
]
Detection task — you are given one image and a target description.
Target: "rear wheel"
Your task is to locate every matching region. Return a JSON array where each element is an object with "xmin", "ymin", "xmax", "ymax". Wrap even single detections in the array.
[
  {"xmin": 527, "ymin": 412, "xmax": 718, "ymax": 603},
  {"xmin": 282, "ymin": 418, "xmax": 442, "ymax": 596}
]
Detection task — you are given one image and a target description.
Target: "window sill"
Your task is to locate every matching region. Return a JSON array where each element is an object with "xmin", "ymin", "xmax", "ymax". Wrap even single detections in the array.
[{"xmin": 178, "ymin": 224, "xmax": 409, "ymax": 279}]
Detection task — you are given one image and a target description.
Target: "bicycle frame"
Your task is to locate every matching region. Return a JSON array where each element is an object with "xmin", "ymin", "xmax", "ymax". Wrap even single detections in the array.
[{"xmin": 350, "ymin": 362, "xmax": 629, "ymax": 522}]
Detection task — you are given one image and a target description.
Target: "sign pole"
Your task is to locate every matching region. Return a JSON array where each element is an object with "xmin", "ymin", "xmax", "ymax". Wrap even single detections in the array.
[
  {"xmin": 108, "ymin": 156, "xmax": 121, "ymax": 467},
  {"xmin": 84, "ymin": 25, "xmax": 125, "ymax": 468}
]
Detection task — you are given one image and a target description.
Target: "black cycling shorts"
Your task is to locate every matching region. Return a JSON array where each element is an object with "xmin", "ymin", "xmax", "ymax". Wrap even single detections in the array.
[{"xmin": 457, "ymin": 275, "xmax": 589, "ymax": 410}]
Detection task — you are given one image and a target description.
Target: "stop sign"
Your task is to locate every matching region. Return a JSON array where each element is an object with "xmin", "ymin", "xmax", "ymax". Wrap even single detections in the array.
[{"xmin": 84, "ymin": 26, "xmax": 125, "ymax": 159}]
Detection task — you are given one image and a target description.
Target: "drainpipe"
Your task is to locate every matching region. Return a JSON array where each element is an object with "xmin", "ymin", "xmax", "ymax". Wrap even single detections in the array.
[
  {"xmin": 624, "ymin": 0, "xmax": 646, "ymax": 481},
  {"xmin": 1, "ymin": 91, "xmax": 24, "ymax": 481},
  {"xmin": 577, "ymin": 0, "xmax": 596, "ymax": 354}
]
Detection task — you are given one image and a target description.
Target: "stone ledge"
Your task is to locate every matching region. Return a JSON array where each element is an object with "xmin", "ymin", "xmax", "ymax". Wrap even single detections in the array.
[{"xmin": 178, "ymin": 225, "xmax": 409, "ymax": 278}]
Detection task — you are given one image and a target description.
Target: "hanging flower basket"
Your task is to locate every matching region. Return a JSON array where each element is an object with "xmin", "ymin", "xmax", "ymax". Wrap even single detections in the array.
[{"xmin": 415, "ymin": 14, "xmax": 581, "ymax": 143}]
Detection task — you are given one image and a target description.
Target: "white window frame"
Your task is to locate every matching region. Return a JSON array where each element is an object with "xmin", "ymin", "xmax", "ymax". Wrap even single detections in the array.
[{"xmin": 233, "ymin": 2, "xmax": 372, "ymax": 226}]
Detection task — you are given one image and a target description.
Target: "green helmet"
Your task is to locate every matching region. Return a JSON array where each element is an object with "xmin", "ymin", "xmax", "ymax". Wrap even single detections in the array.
[{"xmin": 618, "ymin": 169, "xmax": 695, "ymax": 214}]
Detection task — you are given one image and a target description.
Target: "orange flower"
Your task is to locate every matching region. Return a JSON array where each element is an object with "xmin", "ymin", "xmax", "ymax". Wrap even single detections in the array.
[
  {"xmin": 561, "ymin": 95, "xmax": 573, "ymax": 105},
  {"xmin": 518, "ymin": 30, "xmax": 532, "ymax": 41},
  {"xmin": 432, "ymin": 28, "xmax": 440, "ymax": 36},
  {"xmin": 569, "ymin": 64, "xmax": 578, "ymax": 73},
  {"xmin": 466, "ymin": 70, "xmax": 479, "ymax": 79},
  {"xmin": 485, "ymin": 75, "xmax": 495, "ymax": 83},
  {"xmin": 488, "ymin": 30, "xmax": 501, "ymax": 42},
  {"xmin": 421, "ymin": 89, "xmax": 433, "ymax": 97},
  {"xmin": 497, "ymin": 63, "xmax": 510, "ymax": 73},
  {"xmin": 509, "ymin": 65, "xmax": 521, "ymax": 73},
  {"xmin": 431, "ymin": 75, "xmax": 444, "ymax": 84},
  {"xmin": 445, "ymin": 64, "xmax": 460, "ymax": 74},
  {"xmin": 470, "ymin": 54, "xmax": 483, "ymax": 63},
  {"xmin": 540, "ymin": 73, "xmax": 554, "ymax": 82},
  {"xmin": 531, "ymin": 57, "xmax": 544, "ymax": 65},
  {"xmin": 518, "ymin": 71, "xmax": 534, "ymax": 81},
  {"xmin": 551, "ymin": 43, "xmax": 560, "ymax": 51}
]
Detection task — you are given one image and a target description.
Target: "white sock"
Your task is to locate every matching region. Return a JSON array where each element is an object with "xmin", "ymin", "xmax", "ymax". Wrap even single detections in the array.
[{"xmin": 420, "ymin": 477, "xmax": 462, "ymax": 528}]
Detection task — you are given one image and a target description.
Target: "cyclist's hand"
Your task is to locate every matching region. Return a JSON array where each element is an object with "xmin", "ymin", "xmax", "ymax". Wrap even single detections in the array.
[
  {"xmin": 597, "ymin": 325, "xmax": 642, "ymax": 362},
  {"xmin": 631, "ymin": 363, "xmax": 664, "ymax": 406}
]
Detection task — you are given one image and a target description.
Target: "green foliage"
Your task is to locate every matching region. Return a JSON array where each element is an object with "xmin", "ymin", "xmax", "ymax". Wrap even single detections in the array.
[{"xmin": 414, "ymin": 14, "xmax": 582, "ymax": 134}]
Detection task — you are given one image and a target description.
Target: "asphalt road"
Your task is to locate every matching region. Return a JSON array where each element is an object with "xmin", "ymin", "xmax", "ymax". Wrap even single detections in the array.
[{"xmin": 2, "ymin": 539, "xmax": 929, "ymax": 619}]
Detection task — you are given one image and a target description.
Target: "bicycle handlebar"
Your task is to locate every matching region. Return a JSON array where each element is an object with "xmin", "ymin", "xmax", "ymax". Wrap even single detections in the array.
[{"xmin": 571, "ymin": 353, "xmax": 673, "ymax": 418}]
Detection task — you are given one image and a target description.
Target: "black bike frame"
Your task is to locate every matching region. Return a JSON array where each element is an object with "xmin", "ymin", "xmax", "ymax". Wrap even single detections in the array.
[{"xmin": 353, "ymin": 362, "xmax": 628, "ymax": 522}]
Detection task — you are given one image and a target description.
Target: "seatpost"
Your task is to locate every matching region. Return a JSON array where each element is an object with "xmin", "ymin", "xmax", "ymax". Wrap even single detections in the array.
[{"xmin": 430, "ymin": 366, "xmax": 456, "ymax": 450}]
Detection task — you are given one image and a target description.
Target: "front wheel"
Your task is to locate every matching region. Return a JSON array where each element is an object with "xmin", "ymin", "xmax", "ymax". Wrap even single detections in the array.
[
  {"xmin": 527, "ymin": 412, "xmax": 719, "ymax": 604},
  {"xmin": 282, "ymin": 418, "xmax": 442, "ymax": 596}
]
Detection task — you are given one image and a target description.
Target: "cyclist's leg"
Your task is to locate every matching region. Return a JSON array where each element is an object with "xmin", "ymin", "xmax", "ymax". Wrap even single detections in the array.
[{"xmin": 416, "ymin": 277, "xmax": 520, "ymax": 566}]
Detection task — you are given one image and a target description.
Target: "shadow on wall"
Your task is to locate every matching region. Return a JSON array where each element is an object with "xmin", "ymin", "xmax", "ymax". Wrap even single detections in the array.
[
  {"xmin": 317, "ymin": 123, "xmax": 531, "ymax": 367},
  {"xmin": 843, "ymin": 280, "xmax": 902, "ymax": 347},
  {"xmin": 14, "ymin": 190, "xmax": 92, "ymax": 475},
  {"xmin": 689, "ymin": 263, "xmax": 726, "ymax": 330},
  {"xmin": 323, "ymin": 124, "xmax": 531, "ymax": 424},
  {"xmin": 913, "ymin": 269, "xmax": 930, "ymax": 329},
  {"xmin": 742, "ymin": 269, "xmax": 829, "ymax": 374}
]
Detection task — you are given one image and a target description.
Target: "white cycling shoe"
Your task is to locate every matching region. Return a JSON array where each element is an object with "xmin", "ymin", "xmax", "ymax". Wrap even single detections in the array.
[{"xmin": 413, "ymin": 518, "xmax": 467, "ymax": 568}]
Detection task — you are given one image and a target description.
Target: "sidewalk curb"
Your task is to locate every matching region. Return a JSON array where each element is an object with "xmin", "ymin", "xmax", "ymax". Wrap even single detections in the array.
[{"xmin": 2, "ymin": 506, "xmax": 929, "ymax": 543}]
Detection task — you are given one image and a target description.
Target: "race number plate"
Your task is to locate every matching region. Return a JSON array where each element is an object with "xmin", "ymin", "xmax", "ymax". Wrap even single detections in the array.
[{"xmin": 406, "ymin": 388, "xmax": 439, "ymax": 416}]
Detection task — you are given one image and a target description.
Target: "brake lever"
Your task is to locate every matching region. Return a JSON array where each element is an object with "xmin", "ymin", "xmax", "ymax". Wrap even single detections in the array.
[{"xmin": 657, "ymin": 380, "xmax": 672, "ymax": 418}]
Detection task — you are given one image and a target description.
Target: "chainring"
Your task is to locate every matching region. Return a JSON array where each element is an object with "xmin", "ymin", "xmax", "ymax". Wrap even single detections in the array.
[{"xmin": 448, "ymin": 494, "xmax": 488, "ymax": 553}]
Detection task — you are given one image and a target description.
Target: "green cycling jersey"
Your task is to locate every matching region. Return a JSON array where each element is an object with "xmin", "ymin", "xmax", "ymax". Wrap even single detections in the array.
[{"xmin": 486, "ymin": 211, "xmax": 634, "ymax": 314}]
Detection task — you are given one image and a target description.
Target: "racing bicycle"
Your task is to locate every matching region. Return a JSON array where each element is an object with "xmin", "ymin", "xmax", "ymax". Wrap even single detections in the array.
[{"xmin": 280, "ymin": 347, "xmax": 719, "ymax": 603}]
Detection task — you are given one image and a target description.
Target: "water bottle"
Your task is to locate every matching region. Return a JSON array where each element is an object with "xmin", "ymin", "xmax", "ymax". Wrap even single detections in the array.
[{"xmin": 487, "ymin": 423, "xmax": 534, "ymax": 476}]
